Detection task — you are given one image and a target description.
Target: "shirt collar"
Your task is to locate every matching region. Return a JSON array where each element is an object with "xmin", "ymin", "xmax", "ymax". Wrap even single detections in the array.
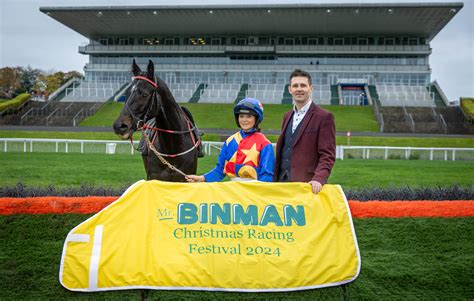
[
  {"xmin": 240, "ymin": 128, "xmax": 257, "ymax": 137},
  {"xmin": 293, "ymin": 100, "xmax": 312, "ymax": 114}
]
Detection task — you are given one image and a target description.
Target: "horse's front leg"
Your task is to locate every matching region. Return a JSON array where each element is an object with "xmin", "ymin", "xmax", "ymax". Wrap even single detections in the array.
[{"xmin": 142, "ymin": 154, "xmax": 150, "ymax": 180}]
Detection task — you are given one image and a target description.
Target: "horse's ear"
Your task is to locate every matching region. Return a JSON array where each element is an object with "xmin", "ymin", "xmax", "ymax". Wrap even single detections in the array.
[
  {"xmin": 146, "ymin": 60, "xmax": 155, "ymax": 79},
  {"xmin": 132, "ymin": 59, "xmax": 141, "ymax": 76}
]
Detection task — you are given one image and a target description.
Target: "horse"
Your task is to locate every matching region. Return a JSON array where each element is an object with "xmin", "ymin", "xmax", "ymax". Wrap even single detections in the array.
[{"xmin": 113, "ymin": 60, "xmax": 201, "ymax": 182}]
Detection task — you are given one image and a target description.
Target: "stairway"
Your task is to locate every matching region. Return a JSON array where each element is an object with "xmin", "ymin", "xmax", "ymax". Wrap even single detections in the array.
[
  {"xmin": 282, "ymin": 84, "xmax": 292, "ymax": 104},
  {"xmin": 330, "ymin": 85, "xmax": 339, "ymax": 105},
  {"xmin": 188, "ymin": 83, "xmax": 207, "ymax": 103},
  {"xmin": 437, "ymin": 107, "xmax": 474, "ymax": 134},
  {"xmin": 235, "ymin": 84, "xmax": 249, "ymax": 103},
  {"xmin": 368, "ymin": 85, "xmax": 381, "ymax": 107}
]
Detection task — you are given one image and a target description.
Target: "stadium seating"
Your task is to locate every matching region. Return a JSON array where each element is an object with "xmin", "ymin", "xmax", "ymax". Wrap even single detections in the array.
[
  {"xmin": 168, "ymin": 83, "xmax": 198, "ymax": 102},
  {"xmin": 375, "ymin": 85, "xmax": 435, "ymax": 107},
  {"xmin": 199, "ymin": 84, "xmax": 241, "ymax": 103},
  {"xmin": 312, "ymin": 84, "xmax": 332, "ymax": 105},
  {"xmin": 246, "ymin": 84, "xmax": 285, "ymax": 104},
  {"xmin": 62, "ymin": 81, "xmax": 124, "ymax": 102}
]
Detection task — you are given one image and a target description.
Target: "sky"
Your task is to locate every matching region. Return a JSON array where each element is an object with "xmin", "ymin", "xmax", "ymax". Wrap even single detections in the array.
[{"xmin": 0, "ymin": 0, "xmax": 473, "ymax": 101}]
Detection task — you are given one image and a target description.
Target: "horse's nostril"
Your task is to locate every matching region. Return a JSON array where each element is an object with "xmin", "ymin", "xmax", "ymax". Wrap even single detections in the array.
[{"xmin": 113, "ymin": 122, "xmax": 129, "ymax": 134}]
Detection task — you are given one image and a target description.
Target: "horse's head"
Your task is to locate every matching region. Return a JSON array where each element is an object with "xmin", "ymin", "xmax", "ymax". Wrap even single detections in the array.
[{"xmin": 113, "ymin": 60, "xmax": 162, "ymax": 139}]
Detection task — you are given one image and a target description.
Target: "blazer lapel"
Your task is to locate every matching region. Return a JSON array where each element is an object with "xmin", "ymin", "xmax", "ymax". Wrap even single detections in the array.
[
  {"xmin": 281, "ymin": 111, "xmax": 293, "ymax": 134},
  {"xmin": 293, "ymin": 103, "xmax": 315, "ymax": 146}
]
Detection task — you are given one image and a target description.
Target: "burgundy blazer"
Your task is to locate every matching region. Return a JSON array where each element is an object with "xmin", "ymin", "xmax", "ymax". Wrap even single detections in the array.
[{"xmin": 273, "ymin": 102, "xmax": 336, "ymax": 184}]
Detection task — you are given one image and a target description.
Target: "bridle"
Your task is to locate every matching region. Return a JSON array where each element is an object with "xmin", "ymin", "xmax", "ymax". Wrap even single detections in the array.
[
  {"xmin": 124, "ymin": 75, "xmax": 201, "ymax": 177},
  {"xmin": 124, "ymin": 76, "xmax": 158, "ymax": 130}
]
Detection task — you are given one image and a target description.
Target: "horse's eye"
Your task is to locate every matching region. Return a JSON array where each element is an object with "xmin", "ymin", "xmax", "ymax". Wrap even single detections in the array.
[{"xmin": 142, "ymin": 93, "xmax": 148, "ymax": 98}]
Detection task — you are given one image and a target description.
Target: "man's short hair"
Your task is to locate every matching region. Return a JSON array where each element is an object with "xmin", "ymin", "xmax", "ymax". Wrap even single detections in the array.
[{"xmin": 289, "ymin": 69, "xmax": 312, "ymax": 86}]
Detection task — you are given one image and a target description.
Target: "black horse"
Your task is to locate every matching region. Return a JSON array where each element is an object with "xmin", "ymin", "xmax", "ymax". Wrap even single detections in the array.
[{"xmin": 113, "ymin": 60, "xmax": 201, "ymax": 182}]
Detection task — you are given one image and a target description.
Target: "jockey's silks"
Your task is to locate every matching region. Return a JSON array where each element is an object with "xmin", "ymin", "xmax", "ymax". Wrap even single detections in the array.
[{"xmin": 204, "ymin": 130, "xmax": 274, "ymax": 182}]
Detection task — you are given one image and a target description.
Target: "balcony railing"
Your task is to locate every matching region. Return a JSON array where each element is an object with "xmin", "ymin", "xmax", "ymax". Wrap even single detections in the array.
[
  {"xmin": 84, "ymin": 63, "xmax": 430, "ymax": 73},
  {"xmin": 79, "ymin": 44, "xmax": 430, "ymax": 54}
]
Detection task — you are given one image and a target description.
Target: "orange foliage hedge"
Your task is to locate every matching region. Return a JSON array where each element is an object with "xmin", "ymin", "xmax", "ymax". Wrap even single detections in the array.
[{"xmin": 0, "ymin": 197, "xmax": 473, "ymax": 217}]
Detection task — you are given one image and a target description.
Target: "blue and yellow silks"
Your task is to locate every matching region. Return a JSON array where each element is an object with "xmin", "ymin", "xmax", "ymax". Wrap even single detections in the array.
[{"xmin": 204, "ymin": 130, "xmax": 274, "ymax": 182}]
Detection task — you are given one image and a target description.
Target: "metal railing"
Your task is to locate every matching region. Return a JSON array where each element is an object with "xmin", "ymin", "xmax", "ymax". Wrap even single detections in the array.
[
  {"xmin": 0, "ymin": 138, "xmax": 225, "ymax": 156},
  {"xmin": 79, "ymin": 44, "xmax": 430, "ymax": 54},
  {"xmin": 431, "ymin": 107, "xmax": 448, "ymax": 134},
  {"xmin": 339, "ymin": 145, "xmax": 474, "ymax": 161},
  {"xmin": 48, "ymin": 77, "xmax": 81, "ymax": 101},
  {"xmin": 45, "ymin": 108, "xmax": 59, "ymax": 125},
  {"xmin": 403, "ymin": 106, "xmax": 415, "ymax": 133},
  {"xmin": 72, "ymin": 109, "xmax": 84, "ymax": 127},
  {"xmin": 20, "ymin": 102, "xmax": 51, "ymax": 125},
  {"xmin": 2, "ymin": 138, "xmax": 473, "ymax": 161}
]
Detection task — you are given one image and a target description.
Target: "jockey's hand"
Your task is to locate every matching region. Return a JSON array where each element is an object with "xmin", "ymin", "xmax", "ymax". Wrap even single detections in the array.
[
  {"xmin": 185, "ymin": 175, "xmax": 205, "ymax": 182},
  {"xmin": 308, "ymin": 180, "xmax": 323, "ymax": 194}
]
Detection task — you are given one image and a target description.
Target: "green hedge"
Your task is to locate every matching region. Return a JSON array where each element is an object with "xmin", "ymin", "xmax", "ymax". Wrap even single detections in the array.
[
  {"xmin": 460, "ymin": 97, "xmax": 474, "ymax": 121},
  {"xmin": 0, "ymin": 93, "xmax": 30, "ymax": 112}
]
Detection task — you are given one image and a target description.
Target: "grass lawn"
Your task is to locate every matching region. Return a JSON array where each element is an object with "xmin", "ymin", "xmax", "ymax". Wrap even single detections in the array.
[
  {"xmin": 0, "ymin": 153, "xmax": 472, "ymax": 189},
  {"xmin": 1, "ymin": 215, "xmax": 472, "ymax": 300},
  {"xmin": 78, "ymin": 102, "xmax": 379, "ymax": 132},
  {"xmin": 79, "ymin": 101, "xmax": 121, "ymax": 127}
]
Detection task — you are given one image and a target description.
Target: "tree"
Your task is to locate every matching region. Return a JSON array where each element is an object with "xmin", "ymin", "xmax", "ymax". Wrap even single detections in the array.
[
  {"xmin": 19, "ymin": 66, "xmax": 42, "ymax": 94},
  {"xmin": 0, "ymin": 67, "xmax": 21, "ymax": 98}
]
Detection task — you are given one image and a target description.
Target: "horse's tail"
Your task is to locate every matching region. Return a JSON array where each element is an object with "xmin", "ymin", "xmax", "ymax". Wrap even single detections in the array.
[{"xmin": 181, "ymin": 106, "xmax": 204, "ymax": 158}]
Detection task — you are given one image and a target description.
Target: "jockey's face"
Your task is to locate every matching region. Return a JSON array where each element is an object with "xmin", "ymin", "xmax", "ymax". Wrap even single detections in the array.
[{"xmin": 238, "ymin": 114, "xmax": 256, "ymax": 131}]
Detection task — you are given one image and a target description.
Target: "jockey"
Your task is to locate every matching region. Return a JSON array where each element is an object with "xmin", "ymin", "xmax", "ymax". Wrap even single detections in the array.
[{"xmin": 186, "ymin": 98, "xmax": 275, "ymax": 182}]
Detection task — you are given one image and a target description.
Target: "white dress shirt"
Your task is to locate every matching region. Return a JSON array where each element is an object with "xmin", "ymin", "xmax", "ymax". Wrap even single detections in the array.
[{"xmin": 292, "ymin": 100, "xmax": 311, "ymax": 133}]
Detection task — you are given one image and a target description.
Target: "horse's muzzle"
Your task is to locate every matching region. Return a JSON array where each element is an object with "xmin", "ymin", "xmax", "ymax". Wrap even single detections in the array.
[{"xmin": 113, "ymin": 121, "xmax": 132, "ymax": 139}]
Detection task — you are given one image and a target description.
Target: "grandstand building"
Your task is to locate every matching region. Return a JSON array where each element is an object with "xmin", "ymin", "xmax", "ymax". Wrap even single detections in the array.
[{"xmin": 40, "ymin": 2, "xmax": 462, "ymax": 108}]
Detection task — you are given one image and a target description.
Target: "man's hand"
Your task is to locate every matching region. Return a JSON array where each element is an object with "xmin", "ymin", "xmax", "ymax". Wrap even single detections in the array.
[{"xmin": 308, "ymin": 181, "xmax": 323, "ymax": 194}]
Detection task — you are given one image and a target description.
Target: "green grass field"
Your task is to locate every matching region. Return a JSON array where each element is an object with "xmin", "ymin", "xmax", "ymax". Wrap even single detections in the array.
[
  {"xmin": 1, "ymin": 131, "xmax": 473, "ymax": 300},
  {"xmin": 1, "ymin": 215, "xmax": 472, "ymax": 300},
  {"xmin": 80, "ymin": 102, "xmax": 379, "ymax": 132},
  {"xmin": 0, "ymin": 153, "xmax": 471, "ymax": 189}
]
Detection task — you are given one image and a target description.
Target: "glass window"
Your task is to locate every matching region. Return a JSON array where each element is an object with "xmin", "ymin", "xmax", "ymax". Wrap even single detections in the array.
[
  {"xmin": 385, "ymin": 38, "xmax": 395, "ymax": 45},
  {"xmin": 236, "ymin": 38, "xmax": 246, "ymax": 45},
  {"xmin": 259, "ymin": 36, "xmax": 269, "ymax": 45}
]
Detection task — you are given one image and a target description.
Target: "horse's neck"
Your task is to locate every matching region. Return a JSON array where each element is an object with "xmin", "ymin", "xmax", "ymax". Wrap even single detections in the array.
[{"xmin": 155, "ymin": 92, "xmax": 185, "ymax": 131}]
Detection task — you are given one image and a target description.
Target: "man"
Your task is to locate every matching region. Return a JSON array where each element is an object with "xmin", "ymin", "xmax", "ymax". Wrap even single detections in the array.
[{"xmin": 274, "ymin": 69, "xmax": 336, "ymax": 194}]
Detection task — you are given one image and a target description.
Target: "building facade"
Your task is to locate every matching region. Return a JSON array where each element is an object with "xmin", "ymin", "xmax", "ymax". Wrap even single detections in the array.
[{"xmin": 41, "ymin": 3, "xmax": 462, "ymax": 105}]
